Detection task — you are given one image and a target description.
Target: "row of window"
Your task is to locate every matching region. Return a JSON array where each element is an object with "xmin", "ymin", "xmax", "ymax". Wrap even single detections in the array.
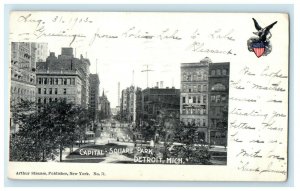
[
  {"xmin": 181, "ymin": 118, "xmax": 206, "ymax": 127},
  {"xmin": 11, "ymin": 86, "xmax": 35, "ymax": 96},
  {"xmin": 11, "ymin": 70, "xmax": 36, "ymax": 84},
  {"xmin": 182, "ymin": 95, "xmax": 207, "ymax": 104},
  {"xmin": 211, "ymin": 95, "xmax": 227, "ymax": 103},
  {"xmin": 182, "ymin": 73, "xmax": 208, "ymax": 82},
  {"xmin": 210, "ymin": 106, "xmax": 226, "ymax": 116},
  {"xmin": 38, "ymin": 77, "xmax": 76, "ymax": 85},
  {"xmin": 211, "ymin": 69, "xmax": 228, "ymax": 76},
  {"xmin": 182, "ymin": 84, "xmax": 208, "ymax": 93},
  {"xmin": 37, "ymin": 88, "xmax": 67, "ymax": 95},
  {"xmin": 37, "ymin": 97, "xmax": 71, "ymax": 104},
  {"xmin": 182, "ymin": 108, "xmax": 207, "ymax": 115}
]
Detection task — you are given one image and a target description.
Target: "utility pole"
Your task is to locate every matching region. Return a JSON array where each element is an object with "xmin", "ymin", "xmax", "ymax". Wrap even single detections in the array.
[
  {"xmin": 96, "ymin": 59, "xmax": 98, "ymax": 74},
  {"xmin": 141, "ymin": 65, "xmax": 154, "ymax": 88}
]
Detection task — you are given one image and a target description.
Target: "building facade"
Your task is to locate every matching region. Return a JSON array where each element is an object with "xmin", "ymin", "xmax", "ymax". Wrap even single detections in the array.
[
  {"xmin": 36, "ymin": 48, "xmax": 90, "ymax": 107},
  {"xmin": 99, "ymin": 91, "xmax": 111, "ymax": 119},
  {"xmin": 142, "ymin": 87, "xmax": 180, "ymax": 121},
  {"xmin": 208, "ymin": 62, "xmax": 229, "ymax": 146},
  {"xmin": 35, "ymin": 43, "xmax": 48, "ymax": 62},
  {"xmin": 10, "ymin": 42, "xmax": 37, "ymax": 106},
  {"xmin": 89, "ymin": 74, "xmax": 100, "ymax": 121},
  {"xmin": 120, "ymin": 86, "xmax": 142, "ymax": 126},
  {"xmin": 180, "ymin": 57, "xmax": 210, "ymax": 142}
]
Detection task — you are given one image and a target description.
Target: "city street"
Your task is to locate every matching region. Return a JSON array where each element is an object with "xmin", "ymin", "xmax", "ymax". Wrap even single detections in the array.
[{"xmin": 62, "ymin": 119, "xmax": 135, "ymax": 163}]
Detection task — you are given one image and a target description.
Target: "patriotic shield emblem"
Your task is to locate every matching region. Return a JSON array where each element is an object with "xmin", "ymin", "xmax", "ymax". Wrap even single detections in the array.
[{"xmin": 251, "ymin": 42, "xmax": 265, "ymax": 58}]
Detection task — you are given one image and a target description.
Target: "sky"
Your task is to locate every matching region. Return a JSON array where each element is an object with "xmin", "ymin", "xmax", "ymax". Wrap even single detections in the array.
[{"xmin": 10, "ymin": 12, "xmax": 281, "ymax": 107}]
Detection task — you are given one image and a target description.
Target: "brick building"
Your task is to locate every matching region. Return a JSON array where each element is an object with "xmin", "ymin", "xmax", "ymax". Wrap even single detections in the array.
[
  {"xmin": 36, "ymin": 48, "xmax": 90, "ymax": 107},
  {"xmin": 208, "ymin": 62, "xmax": 229, "ymax": 146},
  {"xmin": 142, "ymin": 87, "xmax": 180, "ymax": 121},
  {"xmin": 180, "ymin": 57, "xmax": 210, "ymax": 142}
]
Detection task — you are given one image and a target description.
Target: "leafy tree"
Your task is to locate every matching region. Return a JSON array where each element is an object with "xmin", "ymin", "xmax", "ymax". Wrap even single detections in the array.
[{"xmin": 10, "ymin": 99, "xmax": 90, "ymax": 162}]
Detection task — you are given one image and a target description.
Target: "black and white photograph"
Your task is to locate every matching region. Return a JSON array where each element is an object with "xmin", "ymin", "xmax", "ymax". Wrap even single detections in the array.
[{"xmin": 7, "ymin": 11, "xmax": 289, "ymax": 181}]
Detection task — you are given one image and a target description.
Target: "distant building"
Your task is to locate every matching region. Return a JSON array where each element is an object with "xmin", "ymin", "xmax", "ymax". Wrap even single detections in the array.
[
  {"xmin": 120, "ymin": 86, "xmax": 142, "ymax": 126},
  {"xmin": 35, "ymin": 43, "xmax": 48, "ymax": 62},
  {"xmin": 180, "ymin": 57, "xmax": 210, "ymax": 142},
  {"xmin": 36, "ymin": 48, "xmax": 90, "ymax": 108},
  {"xmin": 142, "ymin": 87, "xmax": 180, "ymax": 121},
  {"xmin": 208, "ymin": 62, "xmax": 229, "ymax": 146},
  {"xmin": 99, "ymin": 91, "xmax": 111, "ymax": 119},
  {"xmin": 89, "ymin": 74, "xmax": 100, "ymax": 121}
]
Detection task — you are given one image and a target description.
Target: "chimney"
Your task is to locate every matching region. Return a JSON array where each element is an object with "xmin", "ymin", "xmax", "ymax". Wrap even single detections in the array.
[
  {"xmin": 156, "ymin": 82, "xmax": 159, "ymax": 88},
  {"xmin": 160, "ymin": 81, "xmax": 163, "ymax": 88}
]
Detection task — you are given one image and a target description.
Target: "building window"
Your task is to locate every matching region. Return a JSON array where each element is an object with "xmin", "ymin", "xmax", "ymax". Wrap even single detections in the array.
[
  {"xmin": 216, "ymin": 69, "xmax": 221, "ymax": 75},
  {"xmin": 64, "ymin": 79, "xmax": 67, "ymax": 85},
  {"xmin": 222, "ymin": 69, "xmax": 227, "ymax": 75},
  {"xmin": 198, "ymin": 85, "xmax": 202, "ymax": 92},
  {"xmin": 203, "ymin": 95, "xmax": 207, "ymax": 103},
  {"xmin": 193, "ymin": 85, "xmax": 197, "ymax": 92},
  {"xmin": 221, "ymin": 95, "xmax": 226, "ymax": 102},
  {"xmin": 55, "ymin": 78, "xmax": 58, "ymax": 85},
  {"xmin": 182, "ymin": 97, "xmax": 186, "ymax": 104},
  {"xmin": 38, "ymin": 98, "xmax": 41, "ymax": 103},
  {"xmin": 43, "ymin": 98, "xmax": 47, "ymax": 104},
  {"xmin": 38, "ymin": 78, "xmax": 42, "ymax": 84},
  {"xmin": 44, "ymin": 78, "xmax": 48, "ymax": 84},
  {"xmin": 198, "ymin": 96, "xmax": 201, "ymax": 103},
  {"xmin": 203, "ymin": 109, "xmax": 206, "ymax": 115},
  {"xmin": 211, "ymin": 70, "xmax": 216, "ymax": 76},
  {"xmin": 193, "ymin": 74, "xmax": 197, "ymax": 81},
  {"xmin": 38, "ymin": 88, "xmax": 41, "ymax": 94},
  {"xmin": 216, "ymin": 95, "xmax": 221, "ymax": 103},
  {"xmin": 203, "ymin": 85, "xmax": 207, "ymax": 91},
  {"xmin": 49, "ymin": 98, "xmax": 52, "ymax": 103},
  {"xmin": 188, "ymin": 96, "xmax": 192, "ymax": 103},
  {"xmin": 211, "ymin": 95, "xmax": 216, "ymax": 102},
  {"xmin": 203, "ymin": 119, "xmax": 206, "ymax": 127},
  {"xmin": 187, "ymin": 74, "xmax": 191, "ymax": 81},
  {"xmin": 72, "ymin": 78, "xmax": 75, "ymax": 85},
  {"xmin": 55, "ymin": 88, "xmax": 58, "ymax": 94},
  {"xmin": 50, "ymin": 78, "xmax": 53, "ymax": 85},
  {"xmin": 198, "ymin": 73, "xmax": 202, "ymax": 80},
  {"xmin": 49, "ymin": 88, "xmax": 52, "ymax": 94},
  {"xmin": 63, "ymin": 88, "xmax": 67, "ymax": 95},
  {"xmin": 212, "ymin": 83, "xmax": 226, "ymax": 91},
  {"xmin": 193, "ymin": 96, "xmax": 196, "ymax": 103},
  {"xmin": 55, "ymin": 98, "xmax": 58, "ymax": 102},
  {"xmin": 188, "ymin": 87, "xmax": 192, "ymax": 93},
  {"xmin": 44, "ymin": 88, "xmax": 47, "ymax": 94}
]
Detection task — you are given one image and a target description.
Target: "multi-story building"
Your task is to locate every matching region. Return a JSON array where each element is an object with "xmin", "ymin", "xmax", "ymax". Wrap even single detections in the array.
[
  {"xmin": 208, "ymin": 62, "xmax": 229, "ymax": 146},
  {"xmin": 10, "ymin": 42, "xmax": 37, "ymax": 106},
  {"xmin": 35, "ymin": 43, "xmax": 48, "ymax": 62},
  {"xmin": 89, "ymin": 74, "xmax": 100, "ymax": 121},
  {"xmin": 10, "ymin": 42, "xmax": 40, "ymax": 133},
  {"xmin": 120, "ymin": 86, "xmax": 142, "ymax": 126},
  {"xmin": 180, "ymin": 57, "xmax": 210, "ymax": 142},
  {"xmin": 99, "ymin": 91, "xmax": 111, "ymax": 119},
  {"xmin": 36, "ymin": 48, "xmax": 90, "ymax": 107},
  {"xmin": 180, "ymin": 57, "xmax": 230, "ymax": 144},
  {"xmin": 142, "ymin": 87, "xmax": 180, "ymax": 121}
]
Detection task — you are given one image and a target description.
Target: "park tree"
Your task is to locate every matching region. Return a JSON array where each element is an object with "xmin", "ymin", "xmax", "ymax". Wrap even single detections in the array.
[{"xmin": 10, "ymin": 99, "xmax": 90, "ymax": 162}]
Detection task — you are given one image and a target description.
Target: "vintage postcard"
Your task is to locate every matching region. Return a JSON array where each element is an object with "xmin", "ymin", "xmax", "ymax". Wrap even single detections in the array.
[{"xmin": 7, "ymin": 11, "xmax": 289, "ymax": 181}]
